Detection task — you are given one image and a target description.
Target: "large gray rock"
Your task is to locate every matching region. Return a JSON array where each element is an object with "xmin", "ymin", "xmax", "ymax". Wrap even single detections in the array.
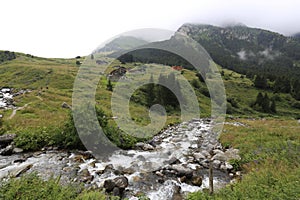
[
  {"xmin": 104, "ymin": 176, "xmax": 128, "ymax": 192},
  {"xmin": 193, "ymin": 152, "xmax": 206, "ymax": 161},
  {"xmin": 0, "ymin": 144, "xmax": 14, "ymax": 156},
  {"xmin": 135, "ymin": 142, "xmax": 154, "ymax": 151},
  {"xmin": 61, "ymin": 102, "xmax": 71, "ymax": 109},
  {"xmin": 13, "ymin": 147, "xmax": 24, "ymax": 154},
  {"xmin": 114, "ymin": 176, "xmax": 129, "ymax": 189},
  {"xmin": 224, "ymin": 148, "xmax": 241, "ymax": 161},
  {"xmin": 212, "ymin": 152, "xmax": 227, "ymax": 162},
  {"xmin": 0, "ymin": 134, "xmax": 16, "ymax": 146},
  {"xmin": 169, "ymin": 164, "xmax": 193, "ymax": 178}
]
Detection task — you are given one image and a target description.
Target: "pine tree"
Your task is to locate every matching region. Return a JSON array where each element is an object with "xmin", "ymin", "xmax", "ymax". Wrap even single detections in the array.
[
  {"xmin": 255, "ymin": 92, "xmax": 264, "ymax": 106},
  {"xmin": 274, "ymin": 77, "xmax": 291, "ymax": 93},
  {"xmin": 270, "ymin": 99, "xmax": 277, "ymax": 113},
  {"xmin": 254, "ymin": 75, "xmax": 268, "ymax": 89},
  {"xmin": 146, "ymin": 75, "xmax": 155, "ymax": 107},
  {"xmin": 292, "ymin": 79, "xmax": 300, "ymax": 100},
  {"xmin": 106, "ymin": 79, "xmax": 113, "ymax": 91},
  {"xmin": 261, "ymin": 93, "xmax": 270, "ymax": 113}
]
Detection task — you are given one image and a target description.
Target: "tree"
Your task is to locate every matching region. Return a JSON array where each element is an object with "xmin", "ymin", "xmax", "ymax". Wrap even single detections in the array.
[
  {"xmin": 146, "ymin": 75, "xmax": 155, "ymax": 107},
  {"xmin": 270, "ymin": 99, "xmax": 277, "ymax": 113},
  {"xmin": 255, "ymin": 92, "xmax": 264, "ymax": 106},
  {"xmin": 254, "ymin": 75, "xmax": 268, "ymax": 89},
  {"xmin": 292, "ymin": 79, "xmax": 300, "ymax": 100},
  {"xmin": 106, "ymin": 79, "xmax": 113, "ymax": 91},
  {"xmin": 261, "ymin": 93, "xmax": 270, "ymax": 112},
  {"xmin": 91, "ymin": 54, "xmax": 94, "ymax": 60},
  {"xmin": 274, "ymin": 77, "xmax": 291, "ymax": 93}
]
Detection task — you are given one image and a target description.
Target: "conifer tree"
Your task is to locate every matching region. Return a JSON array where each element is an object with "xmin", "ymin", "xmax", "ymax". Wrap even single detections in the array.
[
  {"xmin": 270, "ymin": 99, "xmax": 277, "ymax": 113},
  {"xmin": 106, "ymin": 79, "xmax": 113, "ymax": 91}
]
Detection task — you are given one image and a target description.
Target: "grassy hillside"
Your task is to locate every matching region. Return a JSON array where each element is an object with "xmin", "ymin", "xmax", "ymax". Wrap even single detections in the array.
[
  {"xmin": 0, "ymin": 50, "xmax": 299, "ymax": 199},
  {"xmin": 0, "ymin": 52, "xmax": 299, "ymax": 144},
  {"xmin": 0, "ymin": 53, "xmax": 79, "ymax": 130},
  {"xmin": 188, "ymin": 119, "xmax": 300, "ymax": 199}
]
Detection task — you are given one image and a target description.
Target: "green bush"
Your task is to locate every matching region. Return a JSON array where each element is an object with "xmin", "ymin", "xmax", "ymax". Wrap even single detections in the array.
[
  {"xmin": 0, "ymin": 174, "xmax": 111, "ymax": 200},
  {"xmin": 14, "ymin": 113, "xmax": 85, "ymax": 151},
  {"xmin": 0, "ymin": 174, "xmax": 77, "ymax": 200}
]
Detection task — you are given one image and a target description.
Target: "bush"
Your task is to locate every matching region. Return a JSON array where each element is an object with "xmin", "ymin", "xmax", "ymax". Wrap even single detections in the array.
[
  {"xmin": 0, "ymin": 174, "xmax": 77, "ymax": 200},
  {"xmin": 14, "ymin": 113, "xmax": 85, "ymax": 151},
  {"xmin": 291, "ymin": 101, "xmax": 300, "ymax": 109},
  {"xmin": 0, "ymin": 174, "xmax": 110, "ymax": 200}
]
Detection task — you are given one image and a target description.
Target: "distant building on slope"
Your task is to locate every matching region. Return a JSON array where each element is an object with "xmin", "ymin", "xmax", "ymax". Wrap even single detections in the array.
[{"xmin": 172, "ymin": 66, "xmax": 183, "ymax": 71}]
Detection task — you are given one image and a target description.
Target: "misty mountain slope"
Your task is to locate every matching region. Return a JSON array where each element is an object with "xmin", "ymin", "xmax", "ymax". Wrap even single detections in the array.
[
  {"xmin": 96, "ymin": 36, "xmax": 149, "ymax": 52},
  {"xmin": 177, "ymin": 24, "xmax": 300, "ymax": 80}
]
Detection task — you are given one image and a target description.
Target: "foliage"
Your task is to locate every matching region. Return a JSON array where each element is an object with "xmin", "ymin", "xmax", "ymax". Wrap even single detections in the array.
[
  {"xmin": 0, "ymin": 50, "xmax": 16, "ymax": 63},
  {"xmin": 254, "ymin": 75, "xmax": 268, "ymax": 89},
  {"xmin": 0, "ymin": 173, "xmax": 111, "ymax": 200},
  {"xmin": 0, "ymin": 174, "xmax": 78, "ymax": 200},
  {"xmin": 183, "ymin": 24, "xmax": 300, "ymax": 99},
  {"xmin": 106, "ymin": 79, "xmax": 113, "ymax": 91},
  {"xmin": 188, "ymin": 119, "xmax": 300, "ymax": 200}
]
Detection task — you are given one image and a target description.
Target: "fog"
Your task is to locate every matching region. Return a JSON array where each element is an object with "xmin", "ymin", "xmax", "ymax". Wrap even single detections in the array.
[{"xmin": 1, "ymin": 0, "xmax": 299, "ymax": 58}]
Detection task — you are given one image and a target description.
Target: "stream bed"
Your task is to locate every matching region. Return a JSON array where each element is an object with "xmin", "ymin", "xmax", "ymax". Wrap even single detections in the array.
[{"xmin": 0, "ymin": 119, "xmax": 241, "ymax": 200}]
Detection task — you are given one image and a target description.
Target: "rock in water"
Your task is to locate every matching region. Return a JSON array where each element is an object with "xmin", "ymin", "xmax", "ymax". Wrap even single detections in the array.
[
  {"xmin": 13, "ymin": 147, "xmax": 24, "ymax": 154},
  {"xmin": 114, "ymin": 176, "xmax": 129, "ymax": 189},
  {"xmin": 191, "ymin": 176, "xmax": 202, "ymax": 186},
  {"xmin": 104, "ymin": 179, "xmax": 115, "ymax": 192},
  {"xmin": 0, "ymin": 144, "xmax": 14, "ymax": 156}
]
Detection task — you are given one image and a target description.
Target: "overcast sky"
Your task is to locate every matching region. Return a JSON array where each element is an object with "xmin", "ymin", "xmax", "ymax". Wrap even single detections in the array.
[{"xmin": 1, "ymin": 0, "xmax": 299, "ymax": 58}]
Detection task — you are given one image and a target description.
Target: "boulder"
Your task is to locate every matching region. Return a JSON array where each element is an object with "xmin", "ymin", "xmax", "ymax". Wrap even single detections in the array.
[
  {"xmin": 193, "ymin": 152, "xmax": 206, "ymax": 161},
  {"xmin": 0, "ymin": 134, "xmax": 16, "ymax": 146},
  {"xmin": 212, "ymin": 160, "xmax": 221, "ymax": 168},
  {"xmin": 225, "ymin": 162, "xmax": 233, "ymax": 170},
  {"xmin": 79, "ymin": 169, "xmax": 93, "ymax": 183},
  {"xmin": 104, "ymin": 179, "xmax": 115, "ymax": 192},
  {"xmin": 199, "ymin": 159, "xmax": 210, "ymax": 168},
  {"xmin": 103, "ymin": 164, "xmax": 114, "ymax": 174},
  {"xmin": 212, "ymin": 152, "xmax": 227, "ymax": 162},
  {"xmin": 0, "ymin": 144, "xmax": 14, "ymax": 156},
  {"xmin": 61, "ymin": 102, "xmax": 71, "ymax": 109},
  {"xmin": 114, "ymin": 176, "xmax": 129, "ymax": 189},
  {"xmin": 104, "ymin": 176, "xmax": 128, "ymax": 193},
  {"xmin": 143, "ymin": 144, "xmax": 155, "ymax": 151},
  {"xmin": 13, "ymin": 147, "xmax": 24, "ymax": 154},
  {"xmin": 135, "ymin": 142, "xmax": 154, "ymax": 151},
  {"xmin": 169, "ymin": 164, "xmax": 193, "ymax": 178},
  {"xmin": 224, "ymin": 148, "xmax": 241, "ymax": 161},
  {"xmin": 112, "ymin": 187, "xmax": 120, "ymax": 196},
  {"xmin": 191, "ymin": 176, "xmax": 202, "ymax": 186},
  {"xmin": 200, "ymin": 150, "xmax": 210, "ymax": 157}
]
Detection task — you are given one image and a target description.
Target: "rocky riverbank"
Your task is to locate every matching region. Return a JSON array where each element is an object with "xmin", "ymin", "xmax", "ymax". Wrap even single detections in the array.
[{"xmin": 0, "ymin": 119, "xmax": 241, "ymax": 200}]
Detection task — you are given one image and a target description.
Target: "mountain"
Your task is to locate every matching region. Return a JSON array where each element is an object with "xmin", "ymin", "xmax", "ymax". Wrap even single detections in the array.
[
  {"xmin": 293, "ymin": 32, "xmax": 300, "ymax": 42},
  {"xmin": 177, "ymin": 24, "xmax": 300, "ymax": 81},
  {"xmin": 96, "ymin": 36, "xmax": 148, "ymax": 52}
]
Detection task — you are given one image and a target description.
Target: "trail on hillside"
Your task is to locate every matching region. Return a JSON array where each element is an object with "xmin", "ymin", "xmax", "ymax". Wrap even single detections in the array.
[{"xmin": 9, "ymin": 103, "xmax": 29, "ymax": 120}]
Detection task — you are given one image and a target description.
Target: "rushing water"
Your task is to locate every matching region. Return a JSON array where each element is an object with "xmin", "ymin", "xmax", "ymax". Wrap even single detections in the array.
[{"xmin": 0, "ymin": 119, "xmax": 234, "ymax": 199}]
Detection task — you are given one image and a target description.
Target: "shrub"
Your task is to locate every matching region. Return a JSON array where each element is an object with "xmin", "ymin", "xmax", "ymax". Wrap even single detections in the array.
[{"xmin": 0, "ymin": 174, "xmax": 77, "ymax": 200}]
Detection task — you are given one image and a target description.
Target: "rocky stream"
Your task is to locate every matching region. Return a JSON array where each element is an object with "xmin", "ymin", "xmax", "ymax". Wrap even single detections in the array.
[{"xmin": 0, "ymin": 89, "xmax": 241, "ymax": 199}]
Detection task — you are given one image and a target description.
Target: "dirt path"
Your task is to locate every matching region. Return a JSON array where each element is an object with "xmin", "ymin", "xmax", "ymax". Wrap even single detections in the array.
[{"xmin": 9, "ymin": 103, "xmax": 29, "ymax": 120}]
